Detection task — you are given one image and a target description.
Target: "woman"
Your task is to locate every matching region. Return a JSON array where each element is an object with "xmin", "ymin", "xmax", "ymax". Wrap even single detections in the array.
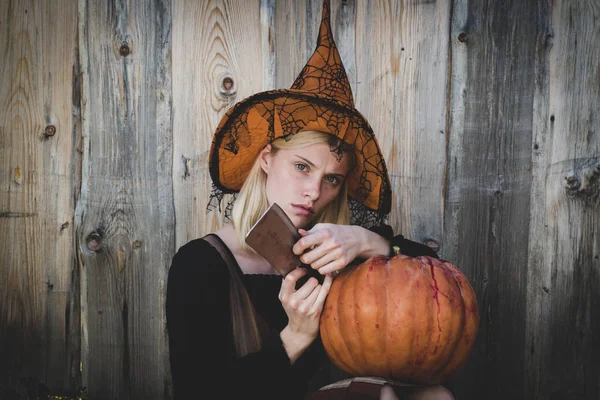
[{"xmin": 166, "ymin": 1, "xmax": 453, "ymax": 399}]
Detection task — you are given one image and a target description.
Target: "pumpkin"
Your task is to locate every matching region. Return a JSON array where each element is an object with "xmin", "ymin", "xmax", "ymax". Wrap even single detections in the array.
[{"xmin": 319, "ymin": 254, "xmax": 479, "ymax": 384}]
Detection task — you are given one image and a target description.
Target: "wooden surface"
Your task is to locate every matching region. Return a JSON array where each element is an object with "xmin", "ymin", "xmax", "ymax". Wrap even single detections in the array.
[
  {"xmin": 0, "ymin": 0, "xmax": 78, "ymax": 392},
  {"xmin": 172, "ymin": 0, "xmax": 265, "ymax": 245},
  {"xmin": 446, "ymin": 0, "xmax": 547, "ymax": 398},
  {"xmin": 0, "ymin": 0, "xmax": 599, "ymax": 399},
  {"xmin": 75, "ymin": 0, "xmax": 174, "ymax": 398},
  {"xmin": 525, "ymin": 1, "xmax": 600, "ymax": 399},
  {"xmin": 355, "ymin": 0, "xmax": 450, "ymax": 250}
]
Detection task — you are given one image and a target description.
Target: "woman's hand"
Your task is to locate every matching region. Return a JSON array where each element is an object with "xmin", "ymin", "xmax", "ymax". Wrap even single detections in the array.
[
  {"xmin": 279, "ymin": 268, "xmax": 333, "ymax": 364},
  {"xmin": 292, "ymin": 223, "xmax": 390, "ymax": 275}
]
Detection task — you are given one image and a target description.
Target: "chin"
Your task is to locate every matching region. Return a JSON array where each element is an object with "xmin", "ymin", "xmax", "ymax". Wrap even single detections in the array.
[
  {"xmin": 290, "ymin": 215, "xmax": 310, "ymax": 230},
  {"xmin": 291, "ymin": 218, "xmax": 306, "ymax": 229}
]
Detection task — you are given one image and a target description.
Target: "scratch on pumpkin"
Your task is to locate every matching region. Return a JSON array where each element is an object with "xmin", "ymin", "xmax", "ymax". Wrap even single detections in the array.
[{"xmin": 426, "ymin": 258, "xmax": 442, "ymax": 333}]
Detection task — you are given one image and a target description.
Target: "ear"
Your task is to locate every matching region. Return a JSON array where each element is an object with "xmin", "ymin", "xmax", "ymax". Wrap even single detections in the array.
[{"xmin": 259, "ymin": 144, "xmax": 273, "ymax": 174}]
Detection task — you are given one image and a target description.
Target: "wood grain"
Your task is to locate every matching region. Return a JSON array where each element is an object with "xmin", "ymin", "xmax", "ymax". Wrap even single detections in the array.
[
  {"xmin": 353, "ymin": 0, "xmax": 450, "ymax": 252},
  {"xmin": 526, "ymin": 1, "xmax": 600, "ymax": 398},
  {"xmin": 172, "ymin": 0, "xmax": 265, "ymax": 247},
  {"xmin": 1, "ymin": 1, "xmax": 600, "ymax": 399},
  {"xmin": 0, "ymin": 0, "xmax": 78, "ymax": 392},
  {"xmin": 76, "ymin": 0, "xmax": 173, "ymax": 398},
  {"xmin": 274, "ymin": 0, "xmax": 323, "ymax": 90},
  {"xmin": 445, "ymin": 1, "xmax": 548, "ymax": 398}
]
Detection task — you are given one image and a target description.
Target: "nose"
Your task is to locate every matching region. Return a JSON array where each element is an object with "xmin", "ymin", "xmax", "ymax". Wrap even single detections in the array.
[{"xmin": 304, "ymin": 177, "xmax": 321, "ymax": 202}]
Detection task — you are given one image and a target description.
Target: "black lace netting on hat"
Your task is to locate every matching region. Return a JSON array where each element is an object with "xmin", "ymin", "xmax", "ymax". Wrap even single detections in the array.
[
  {"xmin": 208, "ymin": 146, "xmax": 388, "ymax": 230},
  {"xmin": 207, "ymin": 92, "xmax": 392, "ymax": 225},
  {"xmin": 207, "ymin": 184, "xmax": 386, "ymax": 229}
]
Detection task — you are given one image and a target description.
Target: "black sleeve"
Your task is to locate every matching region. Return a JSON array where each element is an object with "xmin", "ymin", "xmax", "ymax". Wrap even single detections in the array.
[
  {"xmin": 368, "ymin": 224, "xmax": 439, "ymax": 258},
  {"xmin": 166, "ymin": 239, "xmax": 321, "ymax": 400}
]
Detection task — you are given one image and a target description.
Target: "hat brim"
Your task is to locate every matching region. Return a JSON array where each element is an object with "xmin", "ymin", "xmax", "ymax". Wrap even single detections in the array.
[{"xmin": 209, "ymin": 89, "xmax": 392, "ymax": 215}]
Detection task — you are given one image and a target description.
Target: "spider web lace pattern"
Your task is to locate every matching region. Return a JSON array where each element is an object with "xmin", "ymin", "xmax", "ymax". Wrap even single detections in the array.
[
  {"xmin": 210, "ymin": 91, "xmax": 392, "ymax": 215},
  {"xmin": 208, "ymin": 185, "xmax": 386, "ymax": 230},
  {"xmin": 289, "ymin": 0, "xmax": 354, "ymax": 109},
  {"xmin": 206, "ymin": 0, "xmax": 392, "ymax": 224}
]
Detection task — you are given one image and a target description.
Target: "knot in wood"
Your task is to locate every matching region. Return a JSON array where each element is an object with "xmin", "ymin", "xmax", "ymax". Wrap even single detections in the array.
[
  {"xmin": 595, "ymin": 164, "xmax": 600, "ymax": 174},
  {"xmin": 86, "ymin": 232, "xmax": 103, "ymax": 252},
  {"xmin": 565, "ymin": 176, "xmax": 580, "ymax": 190},
  {"xmin": 44, "ymin": 125, "xmax": 56, "ymax": 137},
  {"xmin": 133, "ymin": 240, "xmax": 142, "ymax": 249},
  {"xmin": 119, "ymin": 43, "xmax": 131, "ymax": 56},
  {"xmin": 457, "ymin": 32, "xmax": 468, "ymax": 43},
  {"xmin": 222, "ymin": 77, "xmax": 235, "ymax": 92}
]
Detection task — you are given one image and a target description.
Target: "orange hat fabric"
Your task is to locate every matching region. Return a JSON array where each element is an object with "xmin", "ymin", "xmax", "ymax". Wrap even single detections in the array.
[{"xmin": 209, "ymin": 0, "xmax": 391, "ymax": 215}]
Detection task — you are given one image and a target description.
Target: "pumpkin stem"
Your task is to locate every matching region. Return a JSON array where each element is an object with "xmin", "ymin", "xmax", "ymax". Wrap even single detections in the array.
[{"xmin": 392, "ymin": 245, "xmax": 401, "ymax": 256}]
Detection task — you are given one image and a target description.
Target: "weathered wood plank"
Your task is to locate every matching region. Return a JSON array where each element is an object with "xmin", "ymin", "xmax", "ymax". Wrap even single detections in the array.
[
  {"xmin": 76, "ymin": 0, "xmax": 173, "ymax": 398},
  {"xmin": 526, "ymin": 1, "xmax": 600, "ymax": 398},
  {"xmin": 354, "ymin": 0, "xmax": 450, "ymax": 251},
  {"xmin": 0, "ymin": 0, "xmax": 78, "ymax": 392},
  {"xmin": 274, "ymin": 0, "xmax": 323, "ymax": 90},
  {"xmin": 172, "ymin": 0, "xmax": 265, "ymax": 245},
  {"xmin": 261, "ymin": 0, "xmax": 276, "ymax": 91},
  {"xmin": 445, "ymin": 1, "xmax": 547, "ymax": 398},
  {"xmin": 524, "ymin": 1, "xmax": 553, "ymax": 399}
]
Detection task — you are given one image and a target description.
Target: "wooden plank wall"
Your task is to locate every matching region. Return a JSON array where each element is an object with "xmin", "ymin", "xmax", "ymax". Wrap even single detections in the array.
[
  {"xmin": 0, "ymin": 1, "xmax": 598, "ymax": 399},
  {"xmin": 76, "ymin": 1, "xmax": 174, "ymax": 399},
  {"xmin": 447, "ymin": 0, "xmax": 544, "ymax": 397},
  {"xmin": 526, "ymin": 1, "xmax": 600, "ymax": 398},
  {"xmin": 0, "ymin": 0, "xmax": 79, "ymax": 393}
]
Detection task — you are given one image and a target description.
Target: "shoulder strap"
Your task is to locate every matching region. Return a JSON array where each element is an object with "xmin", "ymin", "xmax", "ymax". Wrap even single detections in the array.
[{"xmin": 202, "ymin": 234, "xmax": 268, "ymax": 357}]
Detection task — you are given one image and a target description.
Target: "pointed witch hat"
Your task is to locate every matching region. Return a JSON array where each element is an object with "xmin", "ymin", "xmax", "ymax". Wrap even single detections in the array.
[{"xmin": 209, "ymin": 0, "xmax": 392, "ymax": 217}]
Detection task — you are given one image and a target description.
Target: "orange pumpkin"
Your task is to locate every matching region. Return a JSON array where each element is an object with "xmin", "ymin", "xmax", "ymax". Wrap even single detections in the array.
[{"xmin": 319, "ymin": 254, "xmax": 479, "ymax": 384}]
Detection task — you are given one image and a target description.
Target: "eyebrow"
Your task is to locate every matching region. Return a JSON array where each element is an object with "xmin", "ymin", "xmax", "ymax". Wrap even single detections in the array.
[
  {"xmin": 295, "ymin": 155, "xmax": 346, "ymax": 178},
  {"xmin": 295, "ymin": 155, "xmax": 316, "ymax": 167}
]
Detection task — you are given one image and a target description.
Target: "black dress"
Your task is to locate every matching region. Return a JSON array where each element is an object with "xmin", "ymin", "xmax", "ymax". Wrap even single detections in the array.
[{"xmin": 166, "ymin": 228, "xmax": 438, "ymax": 400}]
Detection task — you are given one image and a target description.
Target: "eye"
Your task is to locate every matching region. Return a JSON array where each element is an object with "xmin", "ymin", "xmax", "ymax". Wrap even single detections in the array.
[
  {"xmin": 295, "ymin": 163, "xmax": 308, "ymax": 172},
  {"xmin": 325, "ymin": 175, "xmax": 341, "ymax": 185}
]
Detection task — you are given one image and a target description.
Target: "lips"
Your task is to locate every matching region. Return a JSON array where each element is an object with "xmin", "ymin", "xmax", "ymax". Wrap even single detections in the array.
[{"xmin": 292, "ymin": 204, "xmax": 314, "ymax": 216}]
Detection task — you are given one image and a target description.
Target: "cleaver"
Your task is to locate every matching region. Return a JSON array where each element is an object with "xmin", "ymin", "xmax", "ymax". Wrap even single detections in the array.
[{"xmin": 245, "ymin": 203, "xmax": 323, "ymax": 283}]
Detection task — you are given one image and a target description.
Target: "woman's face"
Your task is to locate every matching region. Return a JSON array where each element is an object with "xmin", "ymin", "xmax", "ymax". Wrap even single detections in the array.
[{"xmin": 259, "ymin": 142, "xmax": 351, "ymax": 228}]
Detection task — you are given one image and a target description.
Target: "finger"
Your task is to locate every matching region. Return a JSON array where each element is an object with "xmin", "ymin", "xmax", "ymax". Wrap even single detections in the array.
[
  {"xmin": 310, "ymin": 249, "xmax": 341, "ymax": 270},
  {"xmin": 293, "ymin": 235, "xmax": 314, "ymax": 255},
  {"xmin": 306, "ymin": 223, "xmax": 328, "ymax": 233},
  {"xmin": 301, "ymin": 244, "xmax": 340, "ymax": 267},
  {"xmin": 293, "ymin": 230, "xmax": 329, "ymax": 255},
  {"xmin": 293, "ymin": 275, "xmax": 319, "ymax": 300},
  {"xmin": 295, "ymin": 229, "xmax": 309, "ymax": 254},
  {"xmin": 279, "ymin": 268, "xmax": 307, "ymax": 297},
  {"xmin": 314, "ymin": 259, "xmax": 348, "ymax": 276},
  {"xmin": 311, "ymin": 273, "xmax": 333, "ymax": 311},
  {"xmin": 298, "ymin": 283, "xmax": 321, "ymax": 312},
  {"xmin": 298, "ymin": 229, "xmax": 309, "ymax": 237}
]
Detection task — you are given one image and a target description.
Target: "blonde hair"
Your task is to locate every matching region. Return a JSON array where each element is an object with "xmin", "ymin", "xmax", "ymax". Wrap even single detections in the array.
[{"xmin": 230, "ymin": 130, "xmax": 354, "ymax": 250}]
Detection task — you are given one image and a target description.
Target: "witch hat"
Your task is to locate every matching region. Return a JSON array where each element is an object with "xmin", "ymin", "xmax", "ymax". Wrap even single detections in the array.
[{"xmin": 209, "ymin": 0, "xmax": 391, "ymax": 216}]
